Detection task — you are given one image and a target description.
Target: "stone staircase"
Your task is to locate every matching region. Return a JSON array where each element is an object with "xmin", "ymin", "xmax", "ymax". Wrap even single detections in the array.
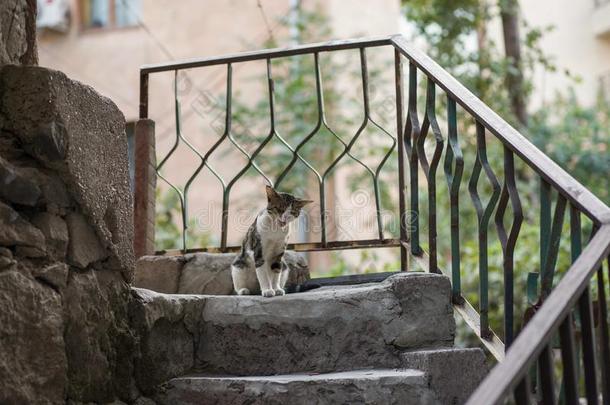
[{"xmin": 130, "ymin": 272, "xmax": 487, "ymax": 404}]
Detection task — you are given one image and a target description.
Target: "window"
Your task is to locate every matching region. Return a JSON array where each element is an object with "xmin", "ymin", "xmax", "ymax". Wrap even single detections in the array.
[
  {"xmin": 79, "ymin": 0, "xmax": 141, "ymax": 30},
  {"xmin": 37, "ymin": 0, "xmax": 71, "ymax": 32}
]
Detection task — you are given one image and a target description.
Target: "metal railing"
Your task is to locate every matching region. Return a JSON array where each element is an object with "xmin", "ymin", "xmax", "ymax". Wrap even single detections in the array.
[
  {"xmin": 136, "ymin": 35, "xmax": 610, "ymax": 403},
  {"xmin": 139, "ymin": 37, "xmax": 404, "ymax": 257}
]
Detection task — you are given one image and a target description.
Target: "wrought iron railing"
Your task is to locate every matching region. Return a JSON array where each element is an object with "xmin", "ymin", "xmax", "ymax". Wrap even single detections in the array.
[
  {"xmin": 138, "ymin": 37, "xmax": 404, "ymax": 257},
  {"xmin": 135, "ymin": 35, "xmax": 610, "ymax": 403}
]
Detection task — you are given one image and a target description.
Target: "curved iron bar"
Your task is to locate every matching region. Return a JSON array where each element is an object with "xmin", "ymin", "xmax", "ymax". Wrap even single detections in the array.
[
  {"xmin": 318, "ymin": 47, "xmax": 390, "ymax": 244},
  {"xmin": 416, "ymin": 78, "xmax": 444, "ymax": 273},
  {"xmin": 182, "ymin": 65, "xmax": 232, "ymax": 201},
  {"xmin": 271, "ymin": 51, "xmax": 370, "ymax": 245},
  {"xmin": 266, "ymin": 53, "xmax": 329, "ymax": 245},
  {"xmin": 596, "ymin": 251, "xmax": 610, "ymax": 402},
  {"xmin": 443, "ymin": 97, "xmax": 464, "ymax": 304},
  {"xmin": 468, "ymin": 121, "xmax": 501, "ymax": 338},
  {"xmin": 493, "ymin": 146, "xmax": 523, "ymax": 346},
  {"xmin": 268, "ymin": 53, "xmax": 337, "ymax": 247},
  {"xmin": 153, "ymin": 70, "xmax": 193, "ymax": 251},
  {"xmin": 348, "ymin": 50, "xmax": 399, "ymax": 241},
  {"xmin": 360, "ymin": 48, "xmax": 396, "ymax": 240},
  {"xmin": 273, "ymin": 53, "xmax": 324, "ymax": 189},
  {"xmin": 174, "ymin": 71, "xmax": 231, "ymax": 250},
  {"xmin": 404, "ymin": 61, "xmax": 421, "ymax": 255},
  {"xmin": 539, "ymin": 194, "xmax": 567, "ymax": 299},
  {"xmin": 369, "ymin": 116, "xmax": 397, "ymax": 241},
  {"xmin": 269, "ymin": 52, "xmax": 371, "ymax": 245},
  {"xmin": 219, "ymin": 59, "xmax": 298, "ymax": 248},
  {"xmin": 540, "ymin": 179, "xmax": 552, "ymax": 274}
]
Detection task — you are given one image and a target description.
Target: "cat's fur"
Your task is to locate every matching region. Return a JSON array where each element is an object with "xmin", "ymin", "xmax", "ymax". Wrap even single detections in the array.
[{"xmin": 231, "ymin": 186, "xmax": 312, "ymax": 297}]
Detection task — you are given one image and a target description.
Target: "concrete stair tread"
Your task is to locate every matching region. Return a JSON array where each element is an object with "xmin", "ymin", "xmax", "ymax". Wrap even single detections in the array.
[
  {"xmin": 175, "ymin": 367, "xmax": 426, "ymax": 382},
  {"xmin": 131, "ymin": 272, "xmax": 456, "ymax": 379},
  {"xmin": 156, "ymin": 368, "xmax": 440, "ymax": 405}
]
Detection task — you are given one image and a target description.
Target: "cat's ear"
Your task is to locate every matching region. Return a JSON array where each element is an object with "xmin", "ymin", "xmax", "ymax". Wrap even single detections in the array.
[
  {"xmin": 265, "ymin": 185, "xmax": 280, "ymax": 202},
  {"xmin": 295, "ymin": 199, "xmax": 314, "ymax": 208}
]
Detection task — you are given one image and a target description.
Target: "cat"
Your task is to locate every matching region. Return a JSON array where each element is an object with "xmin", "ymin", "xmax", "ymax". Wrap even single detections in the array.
[{"xmin": 231, "ymin": 185, "xmax": 312, "ymax": 297}]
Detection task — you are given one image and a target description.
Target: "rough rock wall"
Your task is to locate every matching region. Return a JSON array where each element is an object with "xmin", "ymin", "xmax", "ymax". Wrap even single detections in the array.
[
  {"xmin": 0, "ymin": 64, "xmax": 139, "ymax": 403},
  {"xmin": 0, "ymin": 0, "xmax": 37, "ymax": 65}
]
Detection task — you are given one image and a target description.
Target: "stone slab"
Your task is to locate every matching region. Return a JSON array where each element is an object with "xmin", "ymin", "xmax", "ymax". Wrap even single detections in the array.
[
  {"xmin": 134, "ymin": 250, "xmax": 310, "ymax": 295},
  {"xmin": 134, "ymin": 255, "xmax": 186, "ymax": 294},
  {"xmin": 156, "ymin": 368, "xmax": 440, "ymax": 405},
  {"xmin": 401, "ymin": 348, "xmax": 488, "ymax": 405},
  {"xmin": 131, "ymin": 272, "xmax": 455, "ymax": 383}
]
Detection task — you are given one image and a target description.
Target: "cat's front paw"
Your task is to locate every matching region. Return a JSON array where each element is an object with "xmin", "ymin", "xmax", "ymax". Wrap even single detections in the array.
[
  {"xmin": 236, "ymin": 288, "xmax": 250, "ymax": 295},
  {"xmin": 261, "ymin": 289, "xmax": 275, "ymax": 298},
  {"xmin": 274, "ymin": 288, "xmax": 285, "ymax": 296}
]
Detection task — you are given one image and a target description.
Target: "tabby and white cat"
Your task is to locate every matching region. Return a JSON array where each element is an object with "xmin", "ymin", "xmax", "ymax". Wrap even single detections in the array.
[{"xmin": 231, "ymin": 186, "xmax": 312, "ymax": 297}]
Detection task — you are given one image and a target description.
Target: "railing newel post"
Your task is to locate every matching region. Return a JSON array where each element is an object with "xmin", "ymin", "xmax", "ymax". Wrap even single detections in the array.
[{"xmin": 134, "ymin": 118, "xmax": 156, "ymax": 258}]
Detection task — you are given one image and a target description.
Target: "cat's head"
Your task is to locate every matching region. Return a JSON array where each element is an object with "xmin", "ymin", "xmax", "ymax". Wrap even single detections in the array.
[{"xmin": 265, "ymin": 185, "xmax": 313, "ymax": 226}]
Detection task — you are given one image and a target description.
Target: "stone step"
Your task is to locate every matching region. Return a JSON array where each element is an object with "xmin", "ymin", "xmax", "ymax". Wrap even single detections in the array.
[
  {"xmin": 151, "ymin": 348, "xmax": 488, "ymax": 405},
  {"xmin": 401, "ymin": 348, "xmax": 488, "ymax": 405},
  {"xmin": 154, "ymin": 368, "xmax": 441, "ymax": 405},
  {"xmin": 130, "ymin": 272, "xmax": 456, "ymax": 393}
]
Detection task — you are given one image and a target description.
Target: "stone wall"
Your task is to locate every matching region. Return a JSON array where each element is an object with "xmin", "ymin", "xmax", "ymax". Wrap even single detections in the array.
[
  {"xmin": 0, "ymin": 0, "xmax": 37, "ymax": 65},
  {"xmin": 0, "ymin": 64, "xmax": 140, "ymax": 404}
]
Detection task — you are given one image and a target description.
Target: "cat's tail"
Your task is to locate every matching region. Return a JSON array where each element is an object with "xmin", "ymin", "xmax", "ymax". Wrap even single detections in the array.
[{"xmin": 284, "ymin": 281, "xmax": 321, "ymax": 294}]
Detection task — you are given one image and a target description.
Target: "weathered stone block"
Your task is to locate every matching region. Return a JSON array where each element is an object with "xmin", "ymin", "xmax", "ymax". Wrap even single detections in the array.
[
  {"xmin": 0, "ymin": 200, "xmax": 45, "ymax": 248},
  {"xmin": 15, "ymin": 244, "xmax": 46, "ymax": 258},
  {"xmin": 401, "ymin": 348, "xmax": 488, "ymax": 405},
  {"xmin": 31, "ymin": 212, "xmax": 69, "ymax": 259},
  {"xmin": 64, "ymin": 270, "xmax": 136, "ymax": 403},
  {"xmin": 0, "ymin": 66, "xmax": 134, "ymax": 280},
  {"xmin": 196, "ymin": 273, "xmax": 454, "ymax": 375},
  {"xmin": 134, "ymin": 255, "xmax": 186, "ymax": 294},
  {"xmin": 179, "ymin": 251, "xmax": 310, "ymax": 294},
  {"xmin": 134, "ymin": 251, "xmax": 310, "ymax": 295},
  {"xmin": 66, "ymin": 212, "xmax": 107, "ymax": 268},
  {"xmin": 157, "ymin": 369, "xmax": 440, "ymax": 405},
  {"xmin": 34, "ymin": 262, "xmax": 69, "ymax": 290},
  {"xmin": 20, "ymin": 168, "xmax": 72, "ymax": 213},
  {"xmin": 0, "ymin": 246, "xmax": 14, "ymax": 269},
  {"xmin": 0, "ymin": 0, "xmax": 37, "ymax": 66},
  {"xmin": 0, "ymin": 155, "xmax": 41, "ymax": 205},
  {"xmin": 131, "ymin": 273, "xmax": 455, "ymax": 379},
  {"xmin": 129, "ymin": 289, "xmax": 205, "ymax": 394},
  {"xmin": 0, "ymin": 271, "xmax": 67, "ymax": 404}
]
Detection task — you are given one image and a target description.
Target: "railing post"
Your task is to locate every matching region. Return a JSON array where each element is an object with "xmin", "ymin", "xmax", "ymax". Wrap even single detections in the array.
[
  {"xmin": 395, "ymin": 49, "xmax": 409, "ymax": 271},
  {"xmin": 134, "ymin": 118, "xmax": 156, "ymax": 258}
]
